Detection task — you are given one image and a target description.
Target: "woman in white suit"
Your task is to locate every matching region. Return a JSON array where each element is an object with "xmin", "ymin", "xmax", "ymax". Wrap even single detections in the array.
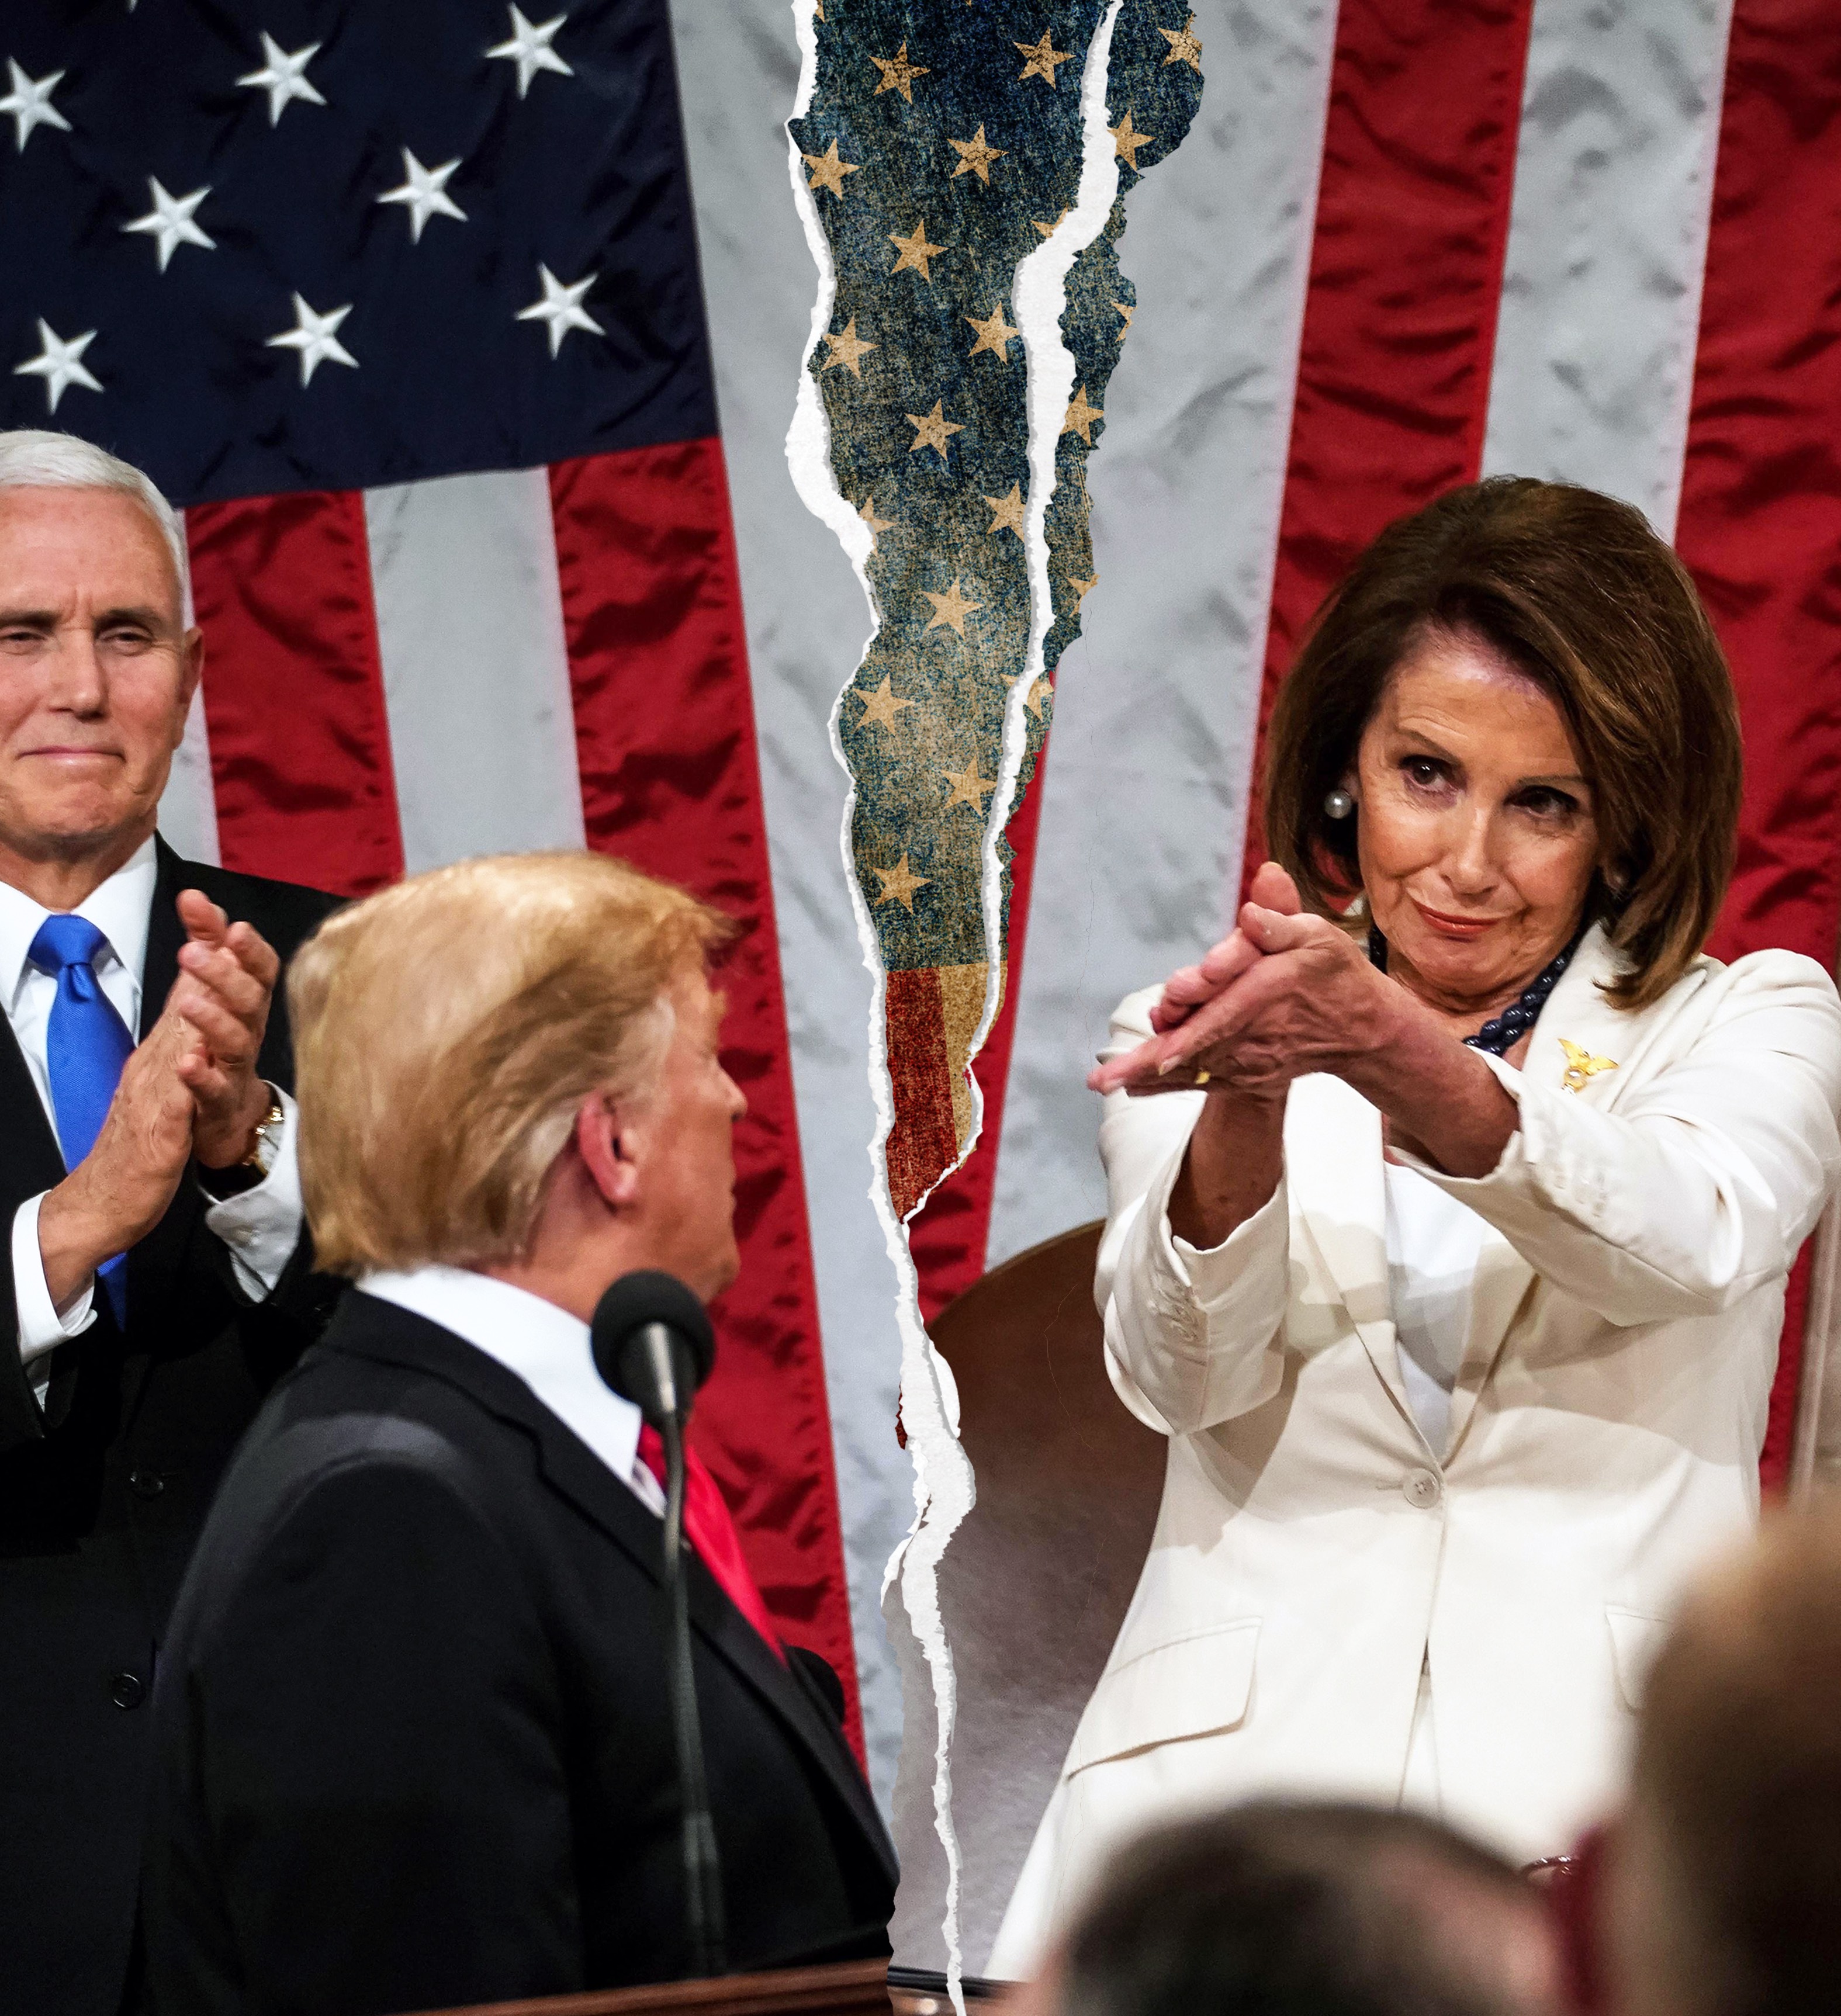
[{"xmin": 991, "ymin": 478, "xmax": 1841, "ymax": 1975}]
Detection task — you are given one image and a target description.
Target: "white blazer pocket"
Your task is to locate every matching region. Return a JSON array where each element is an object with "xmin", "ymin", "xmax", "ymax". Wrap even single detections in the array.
[{"xmin": 1069, "ymin": 1619, "xmax": 1261, "ymax": 1774}]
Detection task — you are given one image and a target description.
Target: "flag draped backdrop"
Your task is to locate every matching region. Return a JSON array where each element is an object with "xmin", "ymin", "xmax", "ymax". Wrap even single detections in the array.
[{"xmin": 6, "ymin": 0, "xmax": 1841, "ymax": 1807}]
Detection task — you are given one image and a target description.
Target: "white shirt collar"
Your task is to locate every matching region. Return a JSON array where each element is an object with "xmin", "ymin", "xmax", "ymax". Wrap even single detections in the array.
[
  {"xmin": 358, "ymin": 1263, "xmax": 645, "ymax": 1490},
  {"xmin": 0, "ymin": 834, "xmax": 158, "ymax": 1021}
]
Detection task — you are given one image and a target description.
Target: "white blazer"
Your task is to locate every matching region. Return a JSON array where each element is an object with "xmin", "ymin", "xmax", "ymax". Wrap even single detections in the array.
[{"xmin": 989, "ymin": 929, "xmax": 1841, "ymax": 1976}]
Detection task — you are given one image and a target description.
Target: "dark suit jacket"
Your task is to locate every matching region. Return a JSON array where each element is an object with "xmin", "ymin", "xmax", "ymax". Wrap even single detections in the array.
[
  {"xmin": 0, "ymin": 839, "xmax": 341, "ymax": 2016},
  {"xmin": 142, "ymin": 1290, "xmax": 899, "ymax": 2015}
]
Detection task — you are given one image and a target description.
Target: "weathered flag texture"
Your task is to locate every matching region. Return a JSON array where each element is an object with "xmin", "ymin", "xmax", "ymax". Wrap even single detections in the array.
[
  {"xmin": 790, "ymin": 3, "xmax": 1200, "ymax": 1227},
  {"xmin": 0, "ymin": 0, "xmax": 865, "ymax": 1753}
]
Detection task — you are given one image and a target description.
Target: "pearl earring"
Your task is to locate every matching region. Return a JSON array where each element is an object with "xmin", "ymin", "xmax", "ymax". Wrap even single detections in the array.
[{"xmin": 1324, "ymin": 789, "xmax": 1355, "ymax": 820}]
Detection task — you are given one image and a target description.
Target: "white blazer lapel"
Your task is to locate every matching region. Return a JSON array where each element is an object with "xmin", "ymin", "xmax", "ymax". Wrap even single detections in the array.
[
  {"xmin": 1445, "ymin": 926, "xmax": 1634, "ymax": 1455},
  {"xmin": 1284, "ymin": 1074, "xmax": 1413, "ymax": 1418},
  {"xmin": 1517, "ymin": 924, "xmax": 1643, "ymax": 1113}
]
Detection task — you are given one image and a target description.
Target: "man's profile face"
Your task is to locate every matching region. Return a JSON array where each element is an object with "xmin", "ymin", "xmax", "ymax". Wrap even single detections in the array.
[
  {"xmin": 0, "ymin": 486, "xmax": 199, "ymax": 864},
  {"xmin": 625, "ymin": 966, "xmax": 748, "ymax": 1303}
]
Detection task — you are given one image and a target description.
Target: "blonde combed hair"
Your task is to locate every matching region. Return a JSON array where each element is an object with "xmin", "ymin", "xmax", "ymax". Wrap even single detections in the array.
[{"xmin": 289, "ymin": 851, "xmax": 733, "ymax": 1277}]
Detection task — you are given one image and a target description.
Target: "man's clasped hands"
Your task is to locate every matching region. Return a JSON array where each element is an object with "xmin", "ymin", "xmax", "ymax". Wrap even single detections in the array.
[{"xmin": 37, "ymin": 893, "xmax": 283, "ymax": 1312}]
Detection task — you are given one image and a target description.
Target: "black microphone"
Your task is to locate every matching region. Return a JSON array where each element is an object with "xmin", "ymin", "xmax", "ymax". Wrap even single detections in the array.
[{"xmin": 591, "ymin": 1270, "xmax": 726, "ymax": 1979}]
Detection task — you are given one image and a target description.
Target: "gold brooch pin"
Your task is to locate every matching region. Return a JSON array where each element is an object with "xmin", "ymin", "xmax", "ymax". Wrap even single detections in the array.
[{"xmin": 1559, "ymin": 1038, "xmax": 1618, "ymax": 1094}]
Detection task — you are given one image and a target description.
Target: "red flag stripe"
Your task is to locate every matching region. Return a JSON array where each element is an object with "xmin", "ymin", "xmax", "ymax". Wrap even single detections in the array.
[
  {"xmin": 1239, "ymin": 0, "xmax": 1535, "ymax": 905},
  {"xmin": 886, "ymin": 967, "xmax": 961, "ymax": 1228},
  {"xmin": 1674, "ymin": 1, "xmax": 1841, "ymax": 1490},
  {"xmin": 185, "ymin": 490, "xmax": 404, "ymax": 898},
  {"xmin": 548, "ymin": 440, "xmax": 863, "ymax": 1757}
]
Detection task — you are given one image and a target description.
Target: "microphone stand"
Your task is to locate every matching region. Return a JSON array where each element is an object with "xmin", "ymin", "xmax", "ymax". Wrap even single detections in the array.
[{"xmin": 650, "ymin": 1342, "xmax": 727, "ymax": 1976}]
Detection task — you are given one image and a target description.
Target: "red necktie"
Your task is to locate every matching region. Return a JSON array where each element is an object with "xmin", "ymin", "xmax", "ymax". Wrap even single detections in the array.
[{"xmin": 638, "ymin": 1426, "xmax": 784, "ymax": 1661}]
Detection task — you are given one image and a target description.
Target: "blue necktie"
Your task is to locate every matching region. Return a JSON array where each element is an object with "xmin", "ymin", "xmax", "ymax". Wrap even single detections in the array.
[{"xmin": 29, "ymin": 915, "xmax": 134, "ymax": 1326}]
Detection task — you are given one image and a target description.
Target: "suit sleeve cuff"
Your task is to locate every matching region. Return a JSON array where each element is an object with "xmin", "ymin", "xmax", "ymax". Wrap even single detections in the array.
[
  {"xmin": 1138, "ymin": 1134, "xmax": 1289, "ymax": 1314},
  {"xmin": 202, "ymin": 1089, "xmax": 304, "ymax": 1301},
  {"xmin": 1386, "ymin": 1051, "xmax": 1548, "ymax": 1201},
  {"xmin": 14, "ymin": 1191, "xmax": 96, "ymax": 1369}
]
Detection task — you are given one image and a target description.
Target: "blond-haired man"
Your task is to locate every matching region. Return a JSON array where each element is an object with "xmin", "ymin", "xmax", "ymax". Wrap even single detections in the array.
[{"xmin": 141, "ymin": 853, "xmax": 896, "ymax": 2015}]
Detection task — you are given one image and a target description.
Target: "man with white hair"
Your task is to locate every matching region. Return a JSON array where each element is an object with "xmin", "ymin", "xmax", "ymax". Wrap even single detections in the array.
[{"xmin": 0, "ymin": 429, "xmax": 339, "ymax": 2016}]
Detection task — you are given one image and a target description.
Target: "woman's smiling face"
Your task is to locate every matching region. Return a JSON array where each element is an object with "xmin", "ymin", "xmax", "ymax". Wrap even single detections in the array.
[{"xmin": 1351, "ymin": 625, "xmax": 1603, "ymax": 1013}]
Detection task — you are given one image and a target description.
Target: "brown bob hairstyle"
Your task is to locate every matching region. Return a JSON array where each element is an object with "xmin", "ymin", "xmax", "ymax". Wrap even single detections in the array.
[{"xmin": 1264, "ymin": 477, "xmax": 1742, "ymax": 1010}]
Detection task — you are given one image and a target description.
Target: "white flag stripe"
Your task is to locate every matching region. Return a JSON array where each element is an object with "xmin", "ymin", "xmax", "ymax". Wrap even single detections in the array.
[
  {"xmin": 985, "ymin": 0, "xmax": 1341, "ymax": 1269},
  {"xmin": 669, "ymin": 0, "xmax": 912, "ymax": 1803},
  {"xmin": 159, "ymin": 682, "xmax": 222, "ymax": 868},
  {"xmin": 158, "ymin": 537, "xmax": 221, "ymax": 867},
  {"xmin": 1480, "ymin": 0, "xmax": 1734, "ymax": 537},
  {"xmin": 364, "ymin": 466, "xmax": 586, "ymax": 875}
]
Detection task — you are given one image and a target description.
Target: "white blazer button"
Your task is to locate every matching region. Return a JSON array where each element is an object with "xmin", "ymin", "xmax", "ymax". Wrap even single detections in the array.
[{"xmin": 1403, "ymin": 1468, "xmax": 1441, "ymax": 1508}]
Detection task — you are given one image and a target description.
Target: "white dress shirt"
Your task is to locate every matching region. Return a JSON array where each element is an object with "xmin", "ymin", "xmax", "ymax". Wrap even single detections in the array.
[
  {"xmin": 0, "ymin": 838, "xmax": 304, "ymax": 1398},
  {"xmin": 1385, "ymin": 1160, "xmax": 1488, "ymax": 1459},
  {"xmin": 359, "ymin": 1265, "xmax": 666, "ymax": 1516}
]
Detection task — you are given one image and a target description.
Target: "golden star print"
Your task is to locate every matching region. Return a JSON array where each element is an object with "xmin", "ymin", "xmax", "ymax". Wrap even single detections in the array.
[
  {"xmin": 905, "ymin": 400, "xmax": 965, "ymax": 459},
  {"xmin": 857, "ymin": 496, "xmax": 896, "ymax": 543},
  {"xmin": 1063, "ymin": 384, "xmax": 1103, "ymax": 442},
  {"xmin": 943, "ymin": 760, "xmax": 995, "ymax": 812},
  {"xmin": 822, "ymin": 317, "xmax": 875, "ymax": 378},
  {"xmin": 1110, "ymin": 111, "xmax": 1152, "ymax": 169},
  {"xmin": 801, "ymin": 140, "xmax": 859, "ymax": 198},
  {"xmin": 1558, "ymin": 1039, "xmax": 1618, "ymax": 1094},
  {"xmin": 1160, "ymin": 18, "xmax": 1203, "ymax": 72},
  {"xmin": 921, "ymin": 576, "xmax": 983, "ymax": 636},
  {"xmin": 873, "ymin": 854, "xmax": 931, "ymax": 911},
  {"xmin": 870, "ymin": 41, "xmax": 929, "ymax": 102},
  {"xmin": 1015, "ymin": 32, "xmax": 1072, "ymax": 86},
  {"xmin": 854, "ymin": 675, "xmax": 913, "ymax": 733},
  {"xmin": 965, "ymin": 304, "xmax": 1020, "ymax": 360},
  {"xmin": 949, "ymin": 126, "xmax": 1006, "ymax": 184},
  {"xmin": 888, "ymin": 220, "xmax": 947, "ymax": 280},
  {"xmin": 983, "ymin": 484, "xmax": 1026, "ymax": 538}
]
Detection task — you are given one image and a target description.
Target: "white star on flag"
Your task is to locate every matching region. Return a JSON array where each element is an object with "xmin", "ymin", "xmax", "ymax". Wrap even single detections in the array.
[
  {"xmin": 121, "ymin": 178, "xmax": 216, "ymax": 272},
  {"xmin": 486, "ymin": 8, "xmax": 573, "ymax": 98},
  {"xmin": 237, "ymin": 34, "xmax": 327, "ymax": 127},
  {"xmin": 0, "ymin": 58, "xmax": 72, "ymax": 153},
  {"xmin": 376, "ymin": 148, "xmax": 468, "ymax": 243},
  {"xmin": 517, "ymin": 265, "xmax": 604, "ymax": 357},
  {"xmin": 13, "ymin": 320, "xmax": 102, "ymax": 414},
  {"xmin": 266, "ymin": 295, "xmax": 358, "ymax": 386}
]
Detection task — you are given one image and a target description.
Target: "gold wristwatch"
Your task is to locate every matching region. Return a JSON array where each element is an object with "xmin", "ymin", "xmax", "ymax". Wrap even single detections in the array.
[{"xmin": 241, "ymin": 1086, "xmax": 286, "ymax": 1177}]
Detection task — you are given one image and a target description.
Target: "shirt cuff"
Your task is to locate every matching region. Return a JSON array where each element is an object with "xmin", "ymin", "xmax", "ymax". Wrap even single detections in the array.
[
  {"xmin": 201, "ymin": 1088, "xmax": 304, "ymax": 1301},
  {"xmin": 14, "ymin": 1190, "xmax": 97, "ymax": 1372}
]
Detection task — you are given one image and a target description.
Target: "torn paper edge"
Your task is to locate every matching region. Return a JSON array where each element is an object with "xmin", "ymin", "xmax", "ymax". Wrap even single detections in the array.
[
  {"xmin": 785, "ymin": 8, "xmax": 974, "ymax": 2008},
  {"xmin": 784, "ymin": 4, "xmax": 1126, "ymax": 2004},
  {"xmin": 979, "ymin": 0, "xmax": 1128, "ymax": 1101}
]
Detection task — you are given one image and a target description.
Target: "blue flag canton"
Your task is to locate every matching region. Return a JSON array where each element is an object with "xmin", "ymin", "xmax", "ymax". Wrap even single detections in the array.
[{"xmin": 0, "ymin": 0, "xmax": 715, "ymax": 506}]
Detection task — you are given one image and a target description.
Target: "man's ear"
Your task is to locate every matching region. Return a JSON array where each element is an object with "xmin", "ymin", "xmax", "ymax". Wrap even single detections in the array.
[
  {"xmin": 575, "ymin": 1093, "xmax": 641, "ymax": 1212},
  {"xmin": 172, "ymin": 628, "xmax": 205, "ymax": 751}
]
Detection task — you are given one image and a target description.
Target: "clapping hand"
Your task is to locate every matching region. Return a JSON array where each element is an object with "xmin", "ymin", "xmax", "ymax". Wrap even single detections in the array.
[
  {"xmin": 37, "ymin": 895, "xmax": 282, "ymax": 1305},
  {"xmin": 1091, "ymin": 862, "xmax": 1394, "ymax": 1100},
  {"xmin": 166, "ymin": 891, "xmax": 281, "ymax": 1169}
]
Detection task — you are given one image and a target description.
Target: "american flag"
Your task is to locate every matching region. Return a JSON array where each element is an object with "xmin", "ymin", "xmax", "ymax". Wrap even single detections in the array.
[{"xmin": 12, "ymin": 0, "xmax": 1841, "ymax": 1815}]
